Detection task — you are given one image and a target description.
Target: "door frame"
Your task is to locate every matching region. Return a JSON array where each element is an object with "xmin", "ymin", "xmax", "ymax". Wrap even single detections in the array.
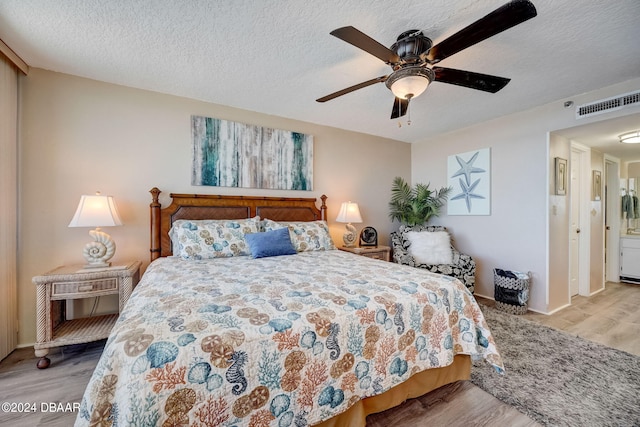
[
  {"xmin": 570, "ymin": 142, "xmax": 591, "ymax": 297},
  {"xmin": 604, "ymin": 155, "xmax": 621, "ymax": 282}
]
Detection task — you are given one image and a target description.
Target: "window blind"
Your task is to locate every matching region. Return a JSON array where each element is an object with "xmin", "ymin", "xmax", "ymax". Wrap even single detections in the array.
[{"xmin": 0, "ymin": 52, "xmax": 19, "ymax": 360}]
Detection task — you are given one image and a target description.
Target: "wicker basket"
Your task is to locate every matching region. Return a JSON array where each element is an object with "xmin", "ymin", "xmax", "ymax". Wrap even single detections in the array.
[{"xmin": 494, "ymin": 268, "xmax": 530, "ymax": 315}]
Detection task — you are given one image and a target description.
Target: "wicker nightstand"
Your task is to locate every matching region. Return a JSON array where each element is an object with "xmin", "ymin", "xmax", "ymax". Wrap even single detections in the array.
[
  {"xmin": 32, "ymin": 260, "xmax": 141, "ymax": 369},
  {"xmin": 339, "ymin": 245, "xmax": 391, "ymax": 262}
]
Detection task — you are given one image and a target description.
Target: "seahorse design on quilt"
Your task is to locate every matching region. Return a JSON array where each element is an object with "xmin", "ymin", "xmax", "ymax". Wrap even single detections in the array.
[
  {"xmin": 226, "ymin": 350, "xmax": 248, "ymax": 395},
  {"xmin": 326, "ymin": 323, "xmax": 341, "ymax": 360},
  {"xmin": 393, "ymin": 303, "xmax": 405, "ymax": 334}
]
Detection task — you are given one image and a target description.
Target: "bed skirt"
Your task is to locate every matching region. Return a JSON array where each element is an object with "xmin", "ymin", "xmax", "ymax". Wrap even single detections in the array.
[{"xmin": 314, "ymin": 355, "xmax": 471, "ymax": 427}]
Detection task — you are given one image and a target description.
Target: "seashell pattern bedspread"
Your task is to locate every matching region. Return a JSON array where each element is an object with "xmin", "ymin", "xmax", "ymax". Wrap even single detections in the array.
[{"xmin": 76, "ymin": 250, "xmax": 503, "ymax": 426}]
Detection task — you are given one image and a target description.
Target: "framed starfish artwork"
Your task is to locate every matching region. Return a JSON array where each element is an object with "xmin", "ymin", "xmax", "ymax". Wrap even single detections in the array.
[{"xmin": 447, "ymin": 147, "xmax": 491, "ymax": 215}]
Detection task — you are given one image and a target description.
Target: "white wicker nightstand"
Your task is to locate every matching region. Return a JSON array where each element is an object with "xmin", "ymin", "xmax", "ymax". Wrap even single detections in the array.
[{"xmin": 32, "ymin": 260, "xmax": 141, "ymax": 369}]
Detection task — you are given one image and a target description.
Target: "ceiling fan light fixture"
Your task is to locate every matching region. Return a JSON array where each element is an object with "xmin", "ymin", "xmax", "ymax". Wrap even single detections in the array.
[
  {"xmin": 619, "ymin": 130, "xmax": 640, "ymax": 144},
  {"xmin": 386, "ymin": 67, "xmax": 434, "ymax": 100}
]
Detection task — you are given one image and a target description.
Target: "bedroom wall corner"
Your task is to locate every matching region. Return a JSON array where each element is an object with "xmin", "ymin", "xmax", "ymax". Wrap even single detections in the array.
[
  {"xmin": 16, "ymin": 68, "xmax": 411, "ymax": 346},
  {"xmin": 411, "ymin": 114, "xmax": 548, "ymax": 312}
]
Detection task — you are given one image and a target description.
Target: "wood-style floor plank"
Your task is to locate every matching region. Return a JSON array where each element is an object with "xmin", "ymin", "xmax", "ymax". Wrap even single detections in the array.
[
  {"xmin": 514, "ymin": 281, "xmax": 640, "ymax": 357},
  {"xmin": 0, "ymin": 341, "xmax": 105, "ymax": 426},
  {"xmin": 367, "ymin": 380, "xmax": 539, "ymax": 427}
]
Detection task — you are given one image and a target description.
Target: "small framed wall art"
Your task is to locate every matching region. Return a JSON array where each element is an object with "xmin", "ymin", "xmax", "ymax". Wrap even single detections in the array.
[
  {"xmin": 554, "ymin": 157, "xmax": 567, "ymax": 196},
  {"xmin": 592, "ymin": 170, "xmax": 602, "ymax": 201}
]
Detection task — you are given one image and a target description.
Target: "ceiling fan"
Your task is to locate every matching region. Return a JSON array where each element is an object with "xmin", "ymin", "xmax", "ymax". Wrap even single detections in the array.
[{"xmin": 316, "ymin": 0, "xmax": 537, "ymax": 120}]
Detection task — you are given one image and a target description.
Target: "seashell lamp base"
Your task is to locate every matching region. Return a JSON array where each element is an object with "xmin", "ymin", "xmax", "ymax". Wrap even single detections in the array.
[
  {"xmin": 342, "ymin": 223, "xmax": 357, "ymax": 248},
  {"xmin": 84, "ymin": 260, "xmax": 112, "ymax": 268},
  {"xmin": 82, "ymin": 229, "xmax": 117, "ymax": 268}
]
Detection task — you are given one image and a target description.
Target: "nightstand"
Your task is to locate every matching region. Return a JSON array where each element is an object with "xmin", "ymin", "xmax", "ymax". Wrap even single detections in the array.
[
  {"xmin": 339, "ymin": 245, "xmax": 391, "ymax": 262},
  {"xmin": 32, "ymin": 260, "xmax": 141, "ymax": 369}
]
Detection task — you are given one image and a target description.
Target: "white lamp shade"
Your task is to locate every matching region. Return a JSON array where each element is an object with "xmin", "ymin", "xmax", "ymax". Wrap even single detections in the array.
[
  {"xmin": 619, "ymin": 131, "xmax": 640, "ymax": 144},
  {"xmin": 69, "ymin": 194, "xmax": 123, "ymax": 228},
  {"xmin": 335, "ymin": 201, "xmax": 363, "ymax": 224},
  {"xmin": 390, "ymin": 75, "xmax": 430, "ymax": 100}
]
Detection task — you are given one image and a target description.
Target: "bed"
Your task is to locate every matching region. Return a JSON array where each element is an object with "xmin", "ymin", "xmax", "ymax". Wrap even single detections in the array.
[{"xmin": 75, "ymin": 188, "xmax": 503, "ymax": 427}]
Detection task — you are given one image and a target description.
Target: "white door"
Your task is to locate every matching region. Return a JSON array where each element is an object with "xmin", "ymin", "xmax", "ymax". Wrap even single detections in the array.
[
  {"xmin": 570, "ymin": 150, "xmax": 582, "ymax": 296},
  {"xmin": 605, "ymin": 159, "xmax": 620, "ymax": 282}
]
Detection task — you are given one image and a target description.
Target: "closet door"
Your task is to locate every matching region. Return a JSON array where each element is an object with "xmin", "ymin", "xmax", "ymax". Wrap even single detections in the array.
[{"xmin": 0, "ymin": 54, "xmax": 19, "ymax": 360}]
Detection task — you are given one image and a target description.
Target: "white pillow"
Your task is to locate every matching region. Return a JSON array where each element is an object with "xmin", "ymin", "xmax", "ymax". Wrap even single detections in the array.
[{"xmin": 406, "ymin": 230, "xmax": 453, "ymax": 265}]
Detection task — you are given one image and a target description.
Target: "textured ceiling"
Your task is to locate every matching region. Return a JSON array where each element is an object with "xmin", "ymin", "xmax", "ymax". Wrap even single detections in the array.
[{"xmin": 1, "ymin": 0, "xmax": 639, "ymax": 151}]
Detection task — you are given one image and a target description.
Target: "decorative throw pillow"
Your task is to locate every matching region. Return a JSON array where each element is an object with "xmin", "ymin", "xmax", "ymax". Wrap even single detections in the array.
[
  {"xmin": 406, "ymin": 230, "xmax": 453, "ymax": 265},
  {"xmin": 169, "ymin": 217, "xmax": 260, "ymax": 259},
  {"xmin": 245, "ymin": 228, "xmax": 297, "ymax": 258},
  {"xmin": 262, "ymin": 219, "xmax": 336, "ymax": 252}
]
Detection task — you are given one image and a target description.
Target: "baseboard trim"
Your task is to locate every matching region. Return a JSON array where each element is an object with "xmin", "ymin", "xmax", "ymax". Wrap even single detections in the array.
[
  {"xmin": 474, "ymin": 292, "xmax": 549, "ymax": 315},
  {"xmin": 16, "ymin": 342, "xmax": 35, "ymax": 349}
]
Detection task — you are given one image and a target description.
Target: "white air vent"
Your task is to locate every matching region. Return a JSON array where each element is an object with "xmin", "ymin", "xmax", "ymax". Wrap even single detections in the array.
[{"xmin": 575, "ymin": 90, "xmax": 640, "ymax": 119}]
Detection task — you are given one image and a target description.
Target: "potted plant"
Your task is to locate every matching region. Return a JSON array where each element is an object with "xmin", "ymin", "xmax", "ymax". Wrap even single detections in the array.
[{"xmin": 388, "ymin": 176, "xmax": 451, "ymax": 226}]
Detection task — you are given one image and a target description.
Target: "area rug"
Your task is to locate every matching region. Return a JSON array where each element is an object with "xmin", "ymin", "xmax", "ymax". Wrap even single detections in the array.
[{"xmin": 471, "ymin": 305, "xmax": 640, "ymax": 427}]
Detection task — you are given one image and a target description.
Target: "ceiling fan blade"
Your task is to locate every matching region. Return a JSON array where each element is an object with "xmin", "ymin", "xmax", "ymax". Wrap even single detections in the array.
[
  {"xmin": 391, "ymin": 97, "xmax": 409, "ymax": 119},
  {"xmin": 330, "ymin": 26, "xmax": 401, "ymax": 64},
  {"xmin": 316, "ymin": 76, "xmax": 387, "ymax": 102},
  {"xmin": 427, "ymin": 0, "xmax": 537, "ymax": 63},
  {"xmin": 433, "ymin": 67, "xmax": 510, "ymax": 93}
]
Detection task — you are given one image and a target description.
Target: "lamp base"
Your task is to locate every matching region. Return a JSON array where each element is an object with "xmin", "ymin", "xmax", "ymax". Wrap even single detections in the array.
[
  {"xmin": 83, "ymin": 261, "xmax": 112, "ymax": 269},
  {"xmin": 342, "ymin": 223, "xmax": 357, "ymax": 248},
  {"xmin": 82, "ymin": 229, "xmax": 116, "ymax": 267}
]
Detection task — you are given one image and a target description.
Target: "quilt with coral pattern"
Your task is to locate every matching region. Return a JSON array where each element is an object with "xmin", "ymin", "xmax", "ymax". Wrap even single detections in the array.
[{"xmin": 76, "ymin": 250, "xmax": 502, "ymax": 427}]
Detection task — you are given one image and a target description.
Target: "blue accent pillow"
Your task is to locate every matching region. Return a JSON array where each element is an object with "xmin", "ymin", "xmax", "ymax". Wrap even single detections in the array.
[{"xmin": 245, "ymin": 227, "xmax": 297, "ymax": 258}]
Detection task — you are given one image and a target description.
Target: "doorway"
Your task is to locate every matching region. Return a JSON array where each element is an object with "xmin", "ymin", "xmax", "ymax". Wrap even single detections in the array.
[{"xmin": 549, "ymin": 113, "xmax": 640, "ymax": 311}]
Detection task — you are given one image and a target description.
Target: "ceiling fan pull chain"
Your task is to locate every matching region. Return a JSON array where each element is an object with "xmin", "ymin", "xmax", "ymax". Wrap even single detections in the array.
[{"xmin": 407, "ymin": 102, "xmax": 411, "ymax": 126}]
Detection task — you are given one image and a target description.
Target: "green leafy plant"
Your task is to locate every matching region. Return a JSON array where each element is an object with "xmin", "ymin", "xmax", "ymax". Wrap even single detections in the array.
[{"xmin": 389, "ymin": 176, "xmax": 451, "ymax": 226}]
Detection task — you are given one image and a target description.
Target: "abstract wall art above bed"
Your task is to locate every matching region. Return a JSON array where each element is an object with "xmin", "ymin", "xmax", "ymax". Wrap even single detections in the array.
[{"xmin": 192, "ymin": 115, "xmax": 314, "ymax": 190}]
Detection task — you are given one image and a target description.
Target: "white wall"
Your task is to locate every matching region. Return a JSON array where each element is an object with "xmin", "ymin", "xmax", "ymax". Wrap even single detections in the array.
[
  {"xmin": 17, "ymin": 69, "xmax": 411, "ymax": 346},
  {"xmin": 548, "ymin": 133, "xmax": 571, "ymax": 310},
  {"xmin": 627, "ymin": 162, "xmax": 640, "ymax": 181},
  {"xmin": 412, "ymin": 77, "xmax": 640, "ymax": 313}
]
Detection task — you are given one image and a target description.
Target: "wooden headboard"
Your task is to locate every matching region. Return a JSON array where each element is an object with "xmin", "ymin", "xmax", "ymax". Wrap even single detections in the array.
[{"xmin": 149, "ymin": 187, "xmax": 328, "ymax": 260}]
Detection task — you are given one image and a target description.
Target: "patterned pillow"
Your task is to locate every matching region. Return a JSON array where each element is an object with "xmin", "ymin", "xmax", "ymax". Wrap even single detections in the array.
[
  {"xmin": 262, "ymin": 219, "xmax": 336, "ymax": 252},
  {"xmin": 169, "ymin": 217, "xmax": 260, "ymax": 259}
]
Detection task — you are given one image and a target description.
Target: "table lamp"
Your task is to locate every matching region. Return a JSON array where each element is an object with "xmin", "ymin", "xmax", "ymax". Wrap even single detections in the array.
[
  {"xmin": 335, "ymin": 201, "xmax": 362, "ymax": 248},
  {"xmin": 68, "ymin": 192, "xmax": 123, "ymax": 268}
]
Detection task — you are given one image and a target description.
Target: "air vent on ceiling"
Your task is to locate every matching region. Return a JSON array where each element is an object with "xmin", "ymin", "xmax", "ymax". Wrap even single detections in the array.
[{"xmin": 575, "ymin": 90, "xmax": 640, "ymax": 119}]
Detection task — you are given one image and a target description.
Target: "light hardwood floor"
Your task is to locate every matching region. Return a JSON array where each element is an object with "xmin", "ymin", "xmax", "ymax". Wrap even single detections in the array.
[
  {"xmin": 519, "ymin": 281, "xmax": 640, "ymax": 357},
  {"xmin": 475, "ymin": 281, "xmax": 640, "ymax": 357},
  {"xmin": 1, "ymin": 281, "xmax": 637, "ymax": 426}
]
